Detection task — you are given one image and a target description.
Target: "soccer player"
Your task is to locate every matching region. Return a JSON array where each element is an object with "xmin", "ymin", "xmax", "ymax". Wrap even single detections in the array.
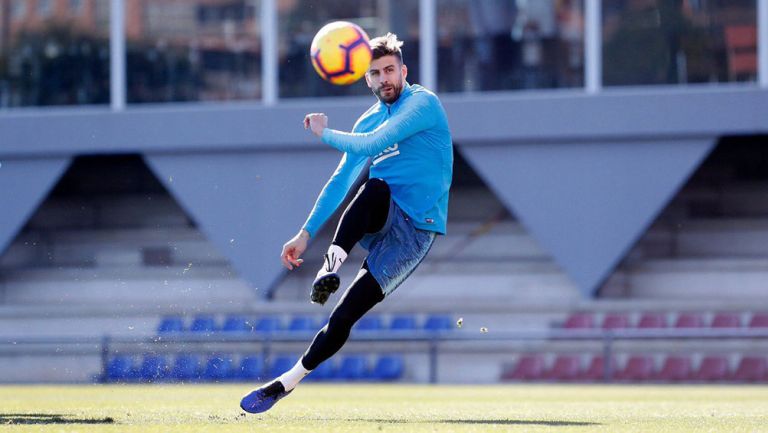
[{"xmin": 240, "ymin": 33, "xmax": 452, "ymax": 414}]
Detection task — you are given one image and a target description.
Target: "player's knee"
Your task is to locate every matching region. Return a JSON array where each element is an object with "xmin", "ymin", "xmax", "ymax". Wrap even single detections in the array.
[
  {"xmin": 361, "ymin": 178, "xmax": 390, "ymax": 200},
  {"xmin": 327, "ymin": 310, "xmax": 356, "ymax": 332}
]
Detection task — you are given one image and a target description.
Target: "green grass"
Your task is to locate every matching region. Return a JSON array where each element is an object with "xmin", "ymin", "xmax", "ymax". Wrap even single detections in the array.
[{"xmin": 2, "ymin": 384, "xmax": 768, "ymax": 432}]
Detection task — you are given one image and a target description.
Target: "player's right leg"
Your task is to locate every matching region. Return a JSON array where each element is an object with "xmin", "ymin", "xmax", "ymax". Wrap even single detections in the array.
[
  {"xmin": 240, "ymin": 263, "xmax": 384, "ymax": 414},
  {"xmin": 311, "ymin": 178, "xmax": 390, "ymax": 305}
]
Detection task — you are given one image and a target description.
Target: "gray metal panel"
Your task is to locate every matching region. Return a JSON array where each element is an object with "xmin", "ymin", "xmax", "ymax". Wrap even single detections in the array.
[
  {"xmin": 460, "ymin": 139, "xmax": 716, "ymax": 296},
  {"xmin": 0, "ymin": 88, "xmax": 765, "ymax": 157},
  {"xmin": 144, "ymin": 149, "xmax": 343, "ymax": 295},
  {"xmin": 0, "ymin": 158, "xmax": 71, "ymax": 254}
]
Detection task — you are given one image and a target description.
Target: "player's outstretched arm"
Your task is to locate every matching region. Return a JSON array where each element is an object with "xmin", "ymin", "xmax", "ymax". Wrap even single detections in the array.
[{"xmin": 308, "ymin": 94, "xmax": 437, "ymax": 156}]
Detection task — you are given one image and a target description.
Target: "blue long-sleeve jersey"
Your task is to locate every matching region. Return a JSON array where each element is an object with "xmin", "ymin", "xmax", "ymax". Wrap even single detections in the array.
[{"xmin": 302, "ymin": 83, "xmax": 453, "ymax": 237}]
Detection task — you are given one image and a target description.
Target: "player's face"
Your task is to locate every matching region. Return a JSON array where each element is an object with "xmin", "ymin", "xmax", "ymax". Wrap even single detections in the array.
[{"xmin": 366, "ymin": 55, "xmax": 408, "ymax": 104}]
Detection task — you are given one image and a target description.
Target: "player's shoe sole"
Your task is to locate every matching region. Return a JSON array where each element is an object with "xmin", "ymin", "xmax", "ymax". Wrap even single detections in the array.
[
  {"xmin": 240, "ymin": 380, "xmax": 292, "ymax": 414},
  {"xmin": 311, "ymin": 273, "xmax": 340, "ymax": 305}
]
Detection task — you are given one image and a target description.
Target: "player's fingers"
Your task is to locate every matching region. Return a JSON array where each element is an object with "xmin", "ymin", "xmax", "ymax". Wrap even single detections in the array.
[{"xmin": 281, "ymin": 254, "xmax": 293, "ymax": 270}]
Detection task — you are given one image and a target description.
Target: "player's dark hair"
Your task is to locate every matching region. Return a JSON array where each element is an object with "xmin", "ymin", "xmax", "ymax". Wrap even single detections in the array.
[{"xmin": 369, "ymin": 32, "xmax": 403, "ymax": 63}]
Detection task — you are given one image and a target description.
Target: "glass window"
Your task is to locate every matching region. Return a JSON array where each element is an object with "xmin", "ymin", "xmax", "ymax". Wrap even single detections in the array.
[
  {"xmin": 126, "ymin": 0, "xmax": 261, "ymax": 104},
  {"xmin": 0, "ymin": 0, "xmax": 110, "ymax": 108},
  {"xmin": 38, "ymin": 0, "xmax": 53, "ymax": 18},
  {"xmin": 278, "ymin": 0, "xmax": 420, "ymax": 98},
  {"xmin": 602, "ymin": 0, "xmax": 757, "ymax": 86},
  {"xmin": 437, "ymin": 0, "xmax": 585, "ymax": 93}
]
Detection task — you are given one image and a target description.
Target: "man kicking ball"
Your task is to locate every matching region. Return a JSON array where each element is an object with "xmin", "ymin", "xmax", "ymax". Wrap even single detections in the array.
[{"xmin": 241, "ymin": 32, "xmax": 453, "ymax": 414}]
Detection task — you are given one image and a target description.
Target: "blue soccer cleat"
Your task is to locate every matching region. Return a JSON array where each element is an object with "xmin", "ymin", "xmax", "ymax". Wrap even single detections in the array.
[{"xmin": 240, "ymin": 380, "xmax": 293, "ymax": 414}]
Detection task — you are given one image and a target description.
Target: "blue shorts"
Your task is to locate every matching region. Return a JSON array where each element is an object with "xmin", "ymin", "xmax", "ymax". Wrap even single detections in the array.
[{"xmin": 359, "ymin": 201, "xmax": 436, "ymax": 297}]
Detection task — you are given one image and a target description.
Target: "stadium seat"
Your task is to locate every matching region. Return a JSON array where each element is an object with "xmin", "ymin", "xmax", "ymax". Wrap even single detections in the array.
[
  {"xmin": 190, "ymin": 315, "xmax": 217, "ymax": 334},
  {"xmin": 732, "ymin": 356, "xmax": 767, "ymax": 382},
  {"xmin": 748, "ymin": 313, "xmax": 768, "ymax": 328},
  {"xmin": 616, "ymin": 355, "xmax": 655, "ymax": 382},
  {"xmin": 711, "ymin": 313, "xmax": 741, "ymax": 328},
  {"xmin": 501, "ymin": 354, "xmax": 546, "ymax": 381},
  {"xmin": 580, "ymin": 355, "xmax": 618, "ymax": 382},
  {"xmin": 354, "ymin": 315, "xmax": 383, "ymax": 332},
  {"xmin": 254, "ymin": 316, "xmax": 282, "ymax": 334},
  {"xmin": 140, "ymin": 354, "xmax": 170, "ymax": 382},
  {"xmin": 637, "ymin": 312, "xmax": 667, "ymax": 329},
  {"xmin": 222, "ymin": 316, "xmax": 253, "ymax": 333},
  {"xmin": 268, "ymin": 354, "xmax": 298, "ymax": 378},
  {"xmin": 172, "ymin": 354, "xmax": 201, "ymax": 382},
  {"xmin": 423, "ymin": 315, "xmax": 453, "ymax": 332},
  {"xmin": 563, "ymin": 313, "xmax": 593, "ymax": 329},
  {"xmin": 106, "ymin": 355, "xmax": 137, "ymax": 382},
  {"xmin": 203, "ymin": 355, "xmax": 234, "ymax": 382},
  {"xmin": 306, "ymin": 360, "xmax": 335, "ymax": 382},
  {"xmin": 692, "ymin": 355, "xmax": 730, "ymax": 382},
  {"xmin": 288, "ymin": 316, "xmax": 316, "ymax": 333},
  {"xmin": 655, "ymin": 355, "xmax": 692, "ymax": 382},
  {"xmin": 337, "ymin": 355, "xmax": 369, "ymax": 381},
  {"xmin": 545, "ymin": 355, "xmax": 581, "ymax": 381},
  {"xmin": 601, "ymin": 313, "xmax": 630, "ymax": 330},
  {"xmin": 238, "ymin": 356, "xmax": 265, "ymax": 381},
  {"xmin": 371, "ymin": 355, "xmax": 404, "ymax": 381},
  {"xmin": 390, "ymin": 315, "xmax": 417, "ymax": 331},
  {"xmin": 157, "ymin": 316, "xmax": 184, "ymax": 334},
  {"xmin": 674, "ymin": 313, "xmax": 705, "ymax": 328}
]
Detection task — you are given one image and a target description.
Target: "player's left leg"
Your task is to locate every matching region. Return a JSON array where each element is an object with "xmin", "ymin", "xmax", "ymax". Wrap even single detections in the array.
[{"xmin": 240, "ymin": 263, "xmax": 384, "ymax": 414}]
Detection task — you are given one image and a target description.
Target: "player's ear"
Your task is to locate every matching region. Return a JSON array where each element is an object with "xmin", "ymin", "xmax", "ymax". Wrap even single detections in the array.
[
  {"xmin": 364, "ymin": 71, "xmax": 373, "ymax": 88},
  {"xmin": 401, "ymin": 63, "xmax": 408, "ymax": 81}
]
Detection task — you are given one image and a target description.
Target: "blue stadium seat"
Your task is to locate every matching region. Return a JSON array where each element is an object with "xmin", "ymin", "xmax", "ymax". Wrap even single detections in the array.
[
  {"xmin": 288, "ymin": 316, "xmax": 316, "ymax": 333},
  {"xmin": 337, "ymin": 355, "xmax": 368, "ymax": 381},
  {"xmin": 157, "ymin": 316, "xmax": 184, "ymax": 334},
  {"xmin": 371, "ymin": 355, "xmax": 404, "ymax": 381},
  {"xmin": 306, "ymin": 360, "xmax": 335, "ymax": 382},
  {"xmin": 222, "ymin": 316, "xmax": 253, "ymax": 333},
  {"xmin": 354, "ymin": 315, "xmax": 383, "ymax": 332},
  {"xmin": 254, "ymin": 316, "xmax": 282, "ymax": 334},
  {"xmin": 203, "ymin": 355, "xmax": 235, "ymax": 382},
  {"xmin": 140, "ymin": 354, "xmax": 170, "ymax": 382},
  {"xmin": 190, "ymin": 315, "xmax": 217, "ymax": 334},
  {"xmin": 172, "ymin": 354, "xmax": 201, "ymax": 382},
  {"xmin": 268, "ymin": 354, "xmax": 298, "ymax": 378},
  {"xmin": 423, "ymin": 315, "xmax": 453, "ymax": 332},
  {"xmin": 238, "ymin": 356, "xmax": 265, "ymax": 381},
  {"xmin": 390, "ymin": 315, "xmax": 417, "ymax": 331},
  {"xmin": 106, "ymin": 355, "xmax": 137, "ymax": 382}
]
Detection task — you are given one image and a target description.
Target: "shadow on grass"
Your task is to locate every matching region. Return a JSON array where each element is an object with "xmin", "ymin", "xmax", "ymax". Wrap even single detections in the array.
[
  {"xmin": 338, "ymin": 417, "xmax": 599, "ymax": 427},
  {"xmin": 0, "ymin": 413, "xmax": 115, "ymax": 425}
]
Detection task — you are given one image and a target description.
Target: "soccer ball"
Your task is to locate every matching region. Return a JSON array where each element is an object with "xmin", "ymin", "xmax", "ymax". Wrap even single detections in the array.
[{"xmin": 310, "ymin": 21, "xmax": 372, "ymax": 85}]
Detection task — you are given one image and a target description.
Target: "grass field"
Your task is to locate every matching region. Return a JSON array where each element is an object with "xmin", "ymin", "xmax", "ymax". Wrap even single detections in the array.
[{"xmin": 2, "ymin": 384, "xmax": 768, "ymax": 432}]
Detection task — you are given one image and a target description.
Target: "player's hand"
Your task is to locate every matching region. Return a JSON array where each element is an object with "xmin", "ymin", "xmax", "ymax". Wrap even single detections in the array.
[
  {"xmin": 303, "ymin": 113, "xmax": 328, "ymax": 137},
  {"xmin": 281, "ymin": 229, "xmax": 310, "ymax": 270}
]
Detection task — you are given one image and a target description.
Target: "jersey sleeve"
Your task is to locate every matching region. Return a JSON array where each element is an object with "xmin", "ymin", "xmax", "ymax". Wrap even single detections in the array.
[
  {"xmin": 301, "ymin": 151, "xmax": 368, "ymax": 238},
  {"xmin": 321, "ymin": 93, "xmax": 437, "ymax": 156}
]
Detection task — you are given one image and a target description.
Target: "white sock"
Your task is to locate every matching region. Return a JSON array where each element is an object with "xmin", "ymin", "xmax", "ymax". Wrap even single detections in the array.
[
  {"xmin": 317, "ymin": 244, "xmax": 347, "ymax": 278},
  {"xmin": 277, "ymin": 359, "xmax": 311, "ymax": 391}
]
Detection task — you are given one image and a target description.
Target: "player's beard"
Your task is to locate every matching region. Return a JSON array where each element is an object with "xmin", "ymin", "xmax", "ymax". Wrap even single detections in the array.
[{"xmin": 373, "ymin": 79, "xmax": 403, "ymax": 104}]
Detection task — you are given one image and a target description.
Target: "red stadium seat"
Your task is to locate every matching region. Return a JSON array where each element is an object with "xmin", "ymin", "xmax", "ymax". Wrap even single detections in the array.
[
  {"xmin": 580, "ymin": 355, "xmax": 618, "ymax": 382},
  {"xmin": 748, "ymin": 313, "xmax": 768, "ymax": 328},
  {"xmin": 601, "ymin": 313, "xmax": 630, "ymax": 330},
  {"xmin": 674, "ymin": 313, "xmax": 705, "ymax": 328},
  {"xmin": 711, "ymin": 313, "xmax": 741, "ymax": 328},
  {"xmin": 655, "ymin": 355, "xmax": 692, "ymax": 382},
  {"xmin": 501, "ymin": 354, "xmax": 546, "ymax": 381},
  {"xmin": 637, "ymin": 312, "xmax": 667, "ymax": 329},
  {"xmin": 616, "ymin": 355, "xmax": 655, "ymax": 382},
  {"xmin": 563, "ymin": 313, "xmax": 593, "ymax": 329},
  {"xmin": 545, "ymin": 355, "xmax": 582, "ymax": 381},
  {"xmin": 692, "ymin": 356, "xmax": 730, "ymax": 382},
  {"xmin": 732, "ymin": 356, "xmax": 767, "ymax": 383}
]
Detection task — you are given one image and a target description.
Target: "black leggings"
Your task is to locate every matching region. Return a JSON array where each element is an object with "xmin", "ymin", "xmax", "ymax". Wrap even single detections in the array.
[{"xmin": 301, "ymin": 178, "xmax": 391, "ymax": 370}]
